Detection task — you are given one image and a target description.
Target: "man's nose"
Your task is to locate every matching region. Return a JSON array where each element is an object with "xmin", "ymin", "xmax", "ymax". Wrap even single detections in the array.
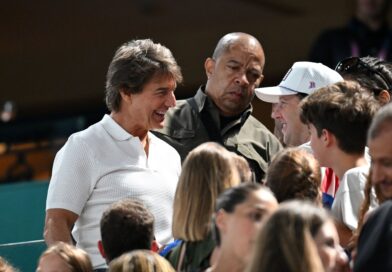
[
  {"xmin": 166, "ymin": 91, "xmax": 176, "ymax": 107},
  {"xmin": 234, "ymin": 71, "xmax": 249, "ymax": 86},
  {"xmin": 271, "ymin": 104, "xmax": 282, "ymax": 120}
]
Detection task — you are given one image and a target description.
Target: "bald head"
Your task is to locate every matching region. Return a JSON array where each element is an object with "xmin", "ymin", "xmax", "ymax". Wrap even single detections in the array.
[{"xmin": 212, "ymin": 32, "xmax": 265, "ymax": 65}]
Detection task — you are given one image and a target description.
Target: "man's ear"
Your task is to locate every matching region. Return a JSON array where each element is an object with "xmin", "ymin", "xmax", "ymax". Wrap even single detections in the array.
[
  {"xmin": 204, "ymin": 58, "xmax": 215, "ymax": 79},
  {"xmin": 119, "ymin": 87, "xmax": 132, "ymax": 104},
  {"xmin": 321, "ymin": 129, "xmax": 335, "ymax": 147},
  {"xmin": 378, "ymin": 90, "xmax": 390, "ymax": 105},
  {"xmin": 98, "ymin": 240, "xmax": 106, "ymax": 259}
]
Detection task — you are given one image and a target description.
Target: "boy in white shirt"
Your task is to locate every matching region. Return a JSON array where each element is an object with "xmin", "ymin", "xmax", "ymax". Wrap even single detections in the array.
[{"xmin": 300, "ymin": 81, "xmax": 380, "ymax": 247}]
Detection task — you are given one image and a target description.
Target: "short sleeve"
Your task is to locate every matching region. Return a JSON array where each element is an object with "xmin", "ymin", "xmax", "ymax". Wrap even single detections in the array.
[{"xmin": 46, "ymin": 135, "xmax": 99, "ymax": 215}]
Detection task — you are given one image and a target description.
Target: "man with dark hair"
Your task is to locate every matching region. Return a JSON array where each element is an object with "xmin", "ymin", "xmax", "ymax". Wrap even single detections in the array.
[
  {"xmin": 300, "ymin": 81, "xmax": 380, "ymax": 247},
  {"xmin": 154, "ymin": 32, "xmax": 282, "ymax": 182},
  {"xmin": 98, "ymin": 199, "xmax": 155, "ymax": 264},
  {"xmin": 45, "ymin": 39, "xmax": 182, "ymax": 270}
]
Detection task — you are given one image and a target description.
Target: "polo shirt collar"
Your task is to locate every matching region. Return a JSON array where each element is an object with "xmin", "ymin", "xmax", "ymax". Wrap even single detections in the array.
[{"xmin": 101, "ymin": 114, "xmax": 133, "ymax": 141}]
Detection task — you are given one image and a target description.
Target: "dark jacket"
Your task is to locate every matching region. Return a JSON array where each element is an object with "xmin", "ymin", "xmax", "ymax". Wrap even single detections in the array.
[
  {"xmin": 354, "ymin": 200, "xmax": 392, "ymax": 272},
  {"xmin": 153, "ymin": 87, "xmax": 282, "ymax": 182}
]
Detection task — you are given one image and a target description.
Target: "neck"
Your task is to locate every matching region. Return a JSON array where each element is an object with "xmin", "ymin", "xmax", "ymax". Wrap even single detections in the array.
[
  {"xmin": 211, "ymin": 248, "xmax": 244, "ymax": 272},
  {"xmin": 110, "ymin": 112, "xmax": 148, "ymax": 139},
  {"xmin": 110, "ymin": 112, "xmax": 149, "ymax": 154},
  {"xmin": 330, "ymin": 151, "xmax": 367, "ymax": 180}
]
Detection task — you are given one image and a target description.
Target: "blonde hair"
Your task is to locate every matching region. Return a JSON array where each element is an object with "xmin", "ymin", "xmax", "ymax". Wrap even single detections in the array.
[
  {"xmin": 109, "ymin": 250, "xmax": 174, "ymax": 272},
  {"xmin": 172, "ymin": 142, "xmax": 240, "ymax": 241},
  {"xmin": 247, "ymin": 201, "xmax": 326, "ymax": 272},
  {"xmin": 0, "ymin": 257, "xmax": 18, "ymax": 272},
  {"xmin": 38, "ymin": 242, "xmax": 92, "ymax": 272},
  {"xmin": 230, "ymin": 152, "xmax": 253, "ymax": 182}
]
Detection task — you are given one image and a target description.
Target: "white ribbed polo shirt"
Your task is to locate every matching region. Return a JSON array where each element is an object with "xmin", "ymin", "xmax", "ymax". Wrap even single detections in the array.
[{"xmin": 46, "ymin": 114, "xmax": 181, "ymax": 269}]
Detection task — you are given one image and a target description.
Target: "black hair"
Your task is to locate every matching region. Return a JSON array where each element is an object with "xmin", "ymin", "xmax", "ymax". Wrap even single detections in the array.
[{"xmin": 212, "ymin": 183, "xmax": 266, "ymax": 246}]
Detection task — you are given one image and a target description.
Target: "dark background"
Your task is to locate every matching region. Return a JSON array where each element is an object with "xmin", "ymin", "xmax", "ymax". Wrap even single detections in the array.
[{"xmin": 1, "ymin": 0, "xmax": 367, "ymax": 126}]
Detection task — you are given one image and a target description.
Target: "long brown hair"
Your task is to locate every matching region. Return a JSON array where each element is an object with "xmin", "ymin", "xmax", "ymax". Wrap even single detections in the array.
[
  {"xmin": 247, "ymin": 201, "xmax": 326, "ymax": 272},
  {"xmin": 172, "ymin": 142, "xmax": 240, "ymax": 241}
]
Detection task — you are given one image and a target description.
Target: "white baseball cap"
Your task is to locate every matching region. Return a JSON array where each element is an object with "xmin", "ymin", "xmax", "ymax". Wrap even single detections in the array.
[{"xmin": 255, "ymin": 62, "xmax": 343, "ymax": 103}]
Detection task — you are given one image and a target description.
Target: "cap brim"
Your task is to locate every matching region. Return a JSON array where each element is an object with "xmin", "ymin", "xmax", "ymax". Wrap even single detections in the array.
[{"xmin": 255, "ymin": 86, "xmax": 298, "ymax": 103}]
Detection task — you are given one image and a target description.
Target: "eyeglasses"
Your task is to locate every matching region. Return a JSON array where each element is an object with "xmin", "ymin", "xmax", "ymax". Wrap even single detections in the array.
[{"xmin": 335, "ymin": 57, "xmax": 392, "ymax": 91}]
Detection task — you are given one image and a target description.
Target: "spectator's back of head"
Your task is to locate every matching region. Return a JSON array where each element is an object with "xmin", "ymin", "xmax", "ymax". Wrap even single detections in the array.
[
  {"xmin": 109, "ymin": 250, "xmax": 174, "ymax": 272},
  {"xmin": 0, "ymin": 256, "xmax": 18, "ymax": 272},
  {"xmin": 172, "ymin": 142, "xmax": 240, "ymax": 241},
  {"xmin": 36, "ymin": 242, "xmax": 93, "ymax": 272},
  {"xmin": 266, "ymin": 148, "xmax": 321, "ymax": 204},
  {"xmin": 99, "ymin": 199, "xmax": 154, "ymax": 263}
]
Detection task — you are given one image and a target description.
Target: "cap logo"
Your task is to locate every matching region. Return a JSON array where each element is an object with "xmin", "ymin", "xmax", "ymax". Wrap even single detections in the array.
[
  {"xmin": 282, "ymin": 68, "xmax": 292, "ymax": 81},
  {"xmin": 308, "ymin": 81, "xmax": 316, "ymax": 89}
]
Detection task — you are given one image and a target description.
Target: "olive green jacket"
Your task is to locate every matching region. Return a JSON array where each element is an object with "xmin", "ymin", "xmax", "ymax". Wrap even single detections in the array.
[
  {"xmin": 165, "ymin": 237, "xmax": 215, "ymax": 272},
  {"xmin": 153, "ymin": 87, "xmax": 282, "ymax": 181}
]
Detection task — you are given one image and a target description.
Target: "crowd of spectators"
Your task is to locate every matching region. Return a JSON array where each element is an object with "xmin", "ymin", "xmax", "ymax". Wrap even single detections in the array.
[{"xmin": 1, "ymin": 8, "xmax": 392, "ymax": 269}]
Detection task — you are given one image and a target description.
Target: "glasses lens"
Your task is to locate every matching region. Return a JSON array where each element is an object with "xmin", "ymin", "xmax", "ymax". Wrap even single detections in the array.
[{"xmin": 335, "ymin": 57, "xmax": 359, "ymax": 72}]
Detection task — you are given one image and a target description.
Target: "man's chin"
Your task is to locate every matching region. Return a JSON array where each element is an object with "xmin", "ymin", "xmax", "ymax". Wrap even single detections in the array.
[{"xmin": 220, "ymin": 102, "xmax": 248, "ymax": 116}]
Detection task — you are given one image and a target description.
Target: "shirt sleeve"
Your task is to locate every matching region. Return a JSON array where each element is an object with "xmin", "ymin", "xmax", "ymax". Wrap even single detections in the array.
[
  {"xmin": 331, "ymin": 173, "xmax": 364, "ymax": 231},
  {"xmin": 46, "ymin": 135, "xmax": 98, "ymax": 215}
]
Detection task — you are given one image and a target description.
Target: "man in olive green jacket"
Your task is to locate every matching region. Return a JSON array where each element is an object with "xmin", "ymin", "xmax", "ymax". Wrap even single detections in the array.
[{"xmin": 154, "ymin": 32, "xmax": 282, "ymax": 182}]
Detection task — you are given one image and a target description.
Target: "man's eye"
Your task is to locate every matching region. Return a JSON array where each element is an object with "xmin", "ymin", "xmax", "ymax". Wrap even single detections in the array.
[
  {"xmin": 247, "ymin": 72, "xmax": 260, "ymax": 82},
  {"xmin": 227, "ymin": 65, "xmax": 239, "ymax": 70}
]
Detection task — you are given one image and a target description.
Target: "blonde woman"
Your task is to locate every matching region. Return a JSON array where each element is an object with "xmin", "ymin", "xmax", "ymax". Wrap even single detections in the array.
[
  {"xmin": 164, "ymin": 142, "xmax": 240, "ymax": 271},
  {"xmin": 109, "ymin": 250, "xmax": 174, "ymax": 272}
]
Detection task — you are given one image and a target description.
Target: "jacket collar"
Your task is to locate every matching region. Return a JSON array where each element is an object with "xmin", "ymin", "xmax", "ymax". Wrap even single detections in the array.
[{"xmin": 193, "ymin": 85, "xmax": 253, "ymax": 123}]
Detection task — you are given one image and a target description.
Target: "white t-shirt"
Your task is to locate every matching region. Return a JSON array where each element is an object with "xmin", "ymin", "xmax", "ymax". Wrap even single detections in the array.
[
  {"xmin": 46, "ymin": 114, "xmax": 181, "ymax": 269},
  {"xmin": 331, "ymin": 165, "xmax": 377, "ymax": 231}
]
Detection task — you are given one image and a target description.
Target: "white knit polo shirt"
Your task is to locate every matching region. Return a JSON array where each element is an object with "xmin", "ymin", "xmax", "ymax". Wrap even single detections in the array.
[{"xmin": 46, "ymin": 114, "xmax": 181, "ymax": 269}]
